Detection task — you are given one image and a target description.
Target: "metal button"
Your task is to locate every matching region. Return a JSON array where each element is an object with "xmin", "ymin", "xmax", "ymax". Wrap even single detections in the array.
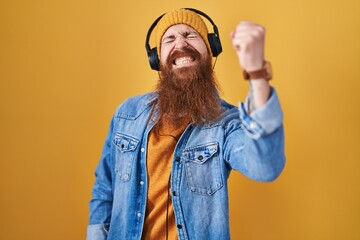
[
  {"xmin": 197, "ymin": 155, "xmax": 203, "ymax": 160},
  {"xmin": 140, "ymin": 181, "xmax": 144, "ymax": 185},
  {"xmin": 173, "ymin": 191, "xmax": 178, "ymax": 196},
  {"xmin": 177, "ymin": 224, "xmax": 182, "ymax": 229},
  {"xmin": 175, "ymin": 156, "xmax": 180, "ymax": 162},
  {"xmin": 141, "ymin": 148, "xmax": 145, "ymax": 152},
  {"xmin": 137, "ymin": 212, "xmax": 141, "ymax": 217},
  {"xmin": 250, "ymin": 122, "xmax": 257, "ymax": 129}
]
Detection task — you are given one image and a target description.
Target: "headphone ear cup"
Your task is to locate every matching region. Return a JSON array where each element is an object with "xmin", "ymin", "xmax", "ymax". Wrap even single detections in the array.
[
  {"xmin": 208, "ymin": 33, "xmax": 222, "ymax": 57},
  {"xmin": 148, "ymin": 47, "xmax": 160, "ymax": 71}
]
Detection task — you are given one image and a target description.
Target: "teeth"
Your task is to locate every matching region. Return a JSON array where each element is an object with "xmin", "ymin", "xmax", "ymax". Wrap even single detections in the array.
[{"xmin": 175, "ymin": 57, "xmax": 194, "ymax": 65}]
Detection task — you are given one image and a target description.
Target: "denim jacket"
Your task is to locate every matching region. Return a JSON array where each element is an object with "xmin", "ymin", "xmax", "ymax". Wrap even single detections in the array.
[{"xmin": 87, "ymin": 88, "xmax": 285, "ymax": 240}]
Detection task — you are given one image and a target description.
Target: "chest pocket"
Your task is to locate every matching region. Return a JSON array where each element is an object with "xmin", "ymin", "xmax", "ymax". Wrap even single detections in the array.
[
  {"xmin": 112, "ymin": 133, "xmax": 139, "ymax": 182},
  {"xmin": 183, "ymin": 142, "xmax": 223, "ymax": 195}
]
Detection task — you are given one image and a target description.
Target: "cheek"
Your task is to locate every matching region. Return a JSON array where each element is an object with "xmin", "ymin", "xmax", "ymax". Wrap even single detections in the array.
[
  {"xmin": 189, "ymin": 40, "xmax": 209, "ymax": 59},
  {"xmin": 160, "ymin": 47, "xmax": 171, "ymax": 65},
  {"xmin": 198, "ymin": 43, "xmax": 209, "ymax": 56}
]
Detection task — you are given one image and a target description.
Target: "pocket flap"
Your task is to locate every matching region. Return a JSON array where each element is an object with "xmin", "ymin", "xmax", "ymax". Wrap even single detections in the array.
[
  {"xmin": 113, "ymin": 133, "xmax": 139, "ymax": 152},
  {"xmin": 183, "ymin": 142, "xmax": 218, "ymax": 164}
]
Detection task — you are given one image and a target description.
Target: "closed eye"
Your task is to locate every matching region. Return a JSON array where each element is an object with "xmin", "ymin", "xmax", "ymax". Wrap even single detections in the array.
[
  {"xmin": 162, "ymin": 31, "xmax": 201, "ymax": 47},
  {"xmin": 162, "ymin": 35, "xmax": 176, "ymax": 44},
  {"xmin": 187, "ymin": 34, "xmax": 198, "ymax": 39}
]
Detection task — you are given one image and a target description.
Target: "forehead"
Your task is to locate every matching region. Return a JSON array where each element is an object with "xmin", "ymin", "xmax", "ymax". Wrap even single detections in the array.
[{"xmin": 162, "ymin": 24, "xmax": 199, "ymax": 38}]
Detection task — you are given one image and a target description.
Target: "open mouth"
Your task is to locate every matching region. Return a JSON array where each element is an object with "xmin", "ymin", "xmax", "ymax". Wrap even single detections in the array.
[
  {"xmin": 167, "ymin": 48, "xmax": 200, "ymax": 69},
  {"xmin": 174, "ymin": 56, "xmax": 195, "ymax": 66},
  {"xmin": 172, "ymin": 56, "xmax": 196, "ymax": 68}
]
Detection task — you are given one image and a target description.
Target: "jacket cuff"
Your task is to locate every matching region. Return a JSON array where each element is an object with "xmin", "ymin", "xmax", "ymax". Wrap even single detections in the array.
[
  {"xmin": 239, "ymin": 87, "xmax": 283, "ymax": 139},
  {"xmin": 86, "ymin": 223, "xmax": 109, "ymax": 240}
]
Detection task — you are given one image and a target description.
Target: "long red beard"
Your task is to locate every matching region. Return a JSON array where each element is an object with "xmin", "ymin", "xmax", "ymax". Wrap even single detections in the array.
[{"xmin": 155, "ymin": 47, "xmax": 222, "ymax": 128}]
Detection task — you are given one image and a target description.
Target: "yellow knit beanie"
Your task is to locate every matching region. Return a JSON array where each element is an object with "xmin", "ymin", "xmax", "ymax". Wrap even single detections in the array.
[{"xmin": 156, "ymin": 9, "xmax": 211, "ymax": 58}]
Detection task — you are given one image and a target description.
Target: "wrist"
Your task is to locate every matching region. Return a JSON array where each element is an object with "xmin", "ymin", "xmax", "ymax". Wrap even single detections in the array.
[
  {"xmin": 243, "ymin": 61, "xmax": 272, "ymax": 81},
  {"xmin": 249, "ymin": 80, "xmax": 271, "ymax": 110}
]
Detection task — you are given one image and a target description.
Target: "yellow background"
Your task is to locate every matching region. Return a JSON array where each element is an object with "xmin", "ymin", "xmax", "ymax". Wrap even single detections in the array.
[{"xmin": 1, "ymin": 0, "xmax": 359, "ymax": 239}]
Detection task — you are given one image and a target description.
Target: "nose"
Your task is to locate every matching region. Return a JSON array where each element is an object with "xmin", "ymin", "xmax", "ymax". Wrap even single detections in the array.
[{"xmin": 174, "ymin": 34, "xmax": 188, "ymax": 49}]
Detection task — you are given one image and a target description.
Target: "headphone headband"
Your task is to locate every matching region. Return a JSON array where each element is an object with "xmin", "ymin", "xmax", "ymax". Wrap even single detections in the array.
[{"xmin": 145, "ymin": 8, "xmax": 222, "ymax": 71}]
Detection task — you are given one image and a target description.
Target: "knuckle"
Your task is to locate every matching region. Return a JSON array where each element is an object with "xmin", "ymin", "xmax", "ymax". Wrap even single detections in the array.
[
  {"xmin": 258, "ymin": 25, "xmax": 265, "ymax": 32},
  {"xmin": 247, "ymin": 35, "xmax": 256, "ymax": 42},
  {"xmin": 258, "ymin": 26, "xmax": 266, "ymax": 36},
  {"xmin": 253, "ymin": 30, "xmax": 261, "ymax": 37}
]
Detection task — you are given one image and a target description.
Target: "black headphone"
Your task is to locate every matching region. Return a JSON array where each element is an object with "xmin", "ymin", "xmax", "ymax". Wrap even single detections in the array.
[{"xmin": 145, "ymin": 8, "xmax": 222, "ymax": 71}]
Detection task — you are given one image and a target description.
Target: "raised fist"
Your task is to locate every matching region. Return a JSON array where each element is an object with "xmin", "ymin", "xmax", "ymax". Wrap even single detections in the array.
[{"xmin": 231, "ymin": 21, "xmax": 266, "ymax": 72}]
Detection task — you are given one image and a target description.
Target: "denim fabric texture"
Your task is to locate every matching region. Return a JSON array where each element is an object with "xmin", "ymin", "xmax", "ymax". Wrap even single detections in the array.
[{"xmin": 87, "ymin": 88, "xmax": 285, "ymax": 240}]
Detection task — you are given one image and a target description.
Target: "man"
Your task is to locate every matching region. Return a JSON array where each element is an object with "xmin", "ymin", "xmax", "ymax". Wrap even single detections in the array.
[{"xmin": 87, "ymin": 8, "xmax": 285, "ymax": 240}]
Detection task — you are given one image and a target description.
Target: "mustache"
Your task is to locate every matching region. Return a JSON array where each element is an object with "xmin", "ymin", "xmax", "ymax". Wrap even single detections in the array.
[{"xmin": 167, "ymin": 47, "xmax": 201, "ymax": 66}]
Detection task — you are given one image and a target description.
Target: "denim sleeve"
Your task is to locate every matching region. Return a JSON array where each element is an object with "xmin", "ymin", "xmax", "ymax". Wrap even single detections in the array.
[
  {"xmin": 239, "ymin": 87, "xmax": 283, "ymax": 139},
  {"xmin": 224, "ymin": 88, "xmax": 285, "ymax": 182},
  {"xmin": 86, "ymin": 117, "xmax": 115, "ymax": 240}
]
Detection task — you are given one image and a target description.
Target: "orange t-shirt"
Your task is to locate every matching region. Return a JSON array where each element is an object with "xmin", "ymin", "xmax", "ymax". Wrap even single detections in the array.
[{"xmin": 141, "ymin": 122, "xmax": 187, "ymax": 240}]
